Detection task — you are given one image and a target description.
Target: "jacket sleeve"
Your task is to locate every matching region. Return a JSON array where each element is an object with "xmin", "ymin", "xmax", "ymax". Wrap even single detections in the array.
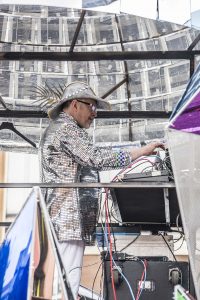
[{"xmin": 55, "ymin": 123, "xmax": 132, "ymax": 170}]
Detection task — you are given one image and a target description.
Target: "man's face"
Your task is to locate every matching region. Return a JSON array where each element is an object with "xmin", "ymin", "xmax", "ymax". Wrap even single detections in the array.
[{"xmin": 75, "ymin": 99, "xmax": 97, "ymax": 129}]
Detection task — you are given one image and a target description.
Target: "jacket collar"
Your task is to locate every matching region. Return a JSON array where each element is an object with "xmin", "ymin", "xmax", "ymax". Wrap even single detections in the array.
[{"xmin": 58, "ymin": 111, "xmax": 78, "ymax": 126}]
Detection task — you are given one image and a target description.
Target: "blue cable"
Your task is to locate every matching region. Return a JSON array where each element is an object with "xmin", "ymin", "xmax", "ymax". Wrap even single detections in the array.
[
  {"xmin": 102, "ymin": 220, "xmax": 136, "ymax": 300},
  {"xmin": 112, "ymin": 259, "xmax": 136, "ymax": 300}
]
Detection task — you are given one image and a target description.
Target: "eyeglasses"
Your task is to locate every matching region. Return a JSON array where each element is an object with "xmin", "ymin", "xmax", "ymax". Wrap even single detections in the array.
[{"xmin": 76, "ymin": 99, "xmax": 97, "ymax": 113}]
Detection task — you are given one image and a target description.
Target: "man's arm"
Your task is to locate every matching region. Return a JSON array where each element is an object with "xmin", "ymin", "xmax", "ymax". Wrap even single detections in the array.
[
  {"xmin": 58, "ymin": 124, "xmax": 164, "ymax": 170},
  {"xmin": 130, "ymin": 141, "xmax": 165, "ymax": 161}
]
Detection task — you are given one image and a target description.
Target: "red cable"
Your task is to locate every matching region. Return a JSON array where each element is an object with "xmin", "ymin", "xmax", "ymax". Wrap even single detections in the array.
[
  {"xmin": 136, "ymin": 260, "xmax": 147, "ymax": 300},
  {"xmin": 105, "ymin": 188, "xmax": 118, "ymax": 300},
  {"xmin": 112, "ymin": 157, "xmax": 154, "ymax": 182}
]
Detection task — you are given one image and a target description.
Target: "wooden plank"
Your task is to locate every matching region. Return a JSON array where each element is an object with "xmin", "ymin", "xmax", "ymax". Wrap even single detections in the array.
[{"xmin": 81, "ymin": 255, "xmax": 102, "ymax": 294}]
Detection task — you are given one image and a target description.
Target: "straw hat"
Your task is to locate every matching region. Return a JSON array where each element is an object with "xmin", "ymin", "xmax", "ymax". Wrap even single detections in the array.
[{"xmin": 48, "ymin": 81, "xmax": 110, "ymax": 120}]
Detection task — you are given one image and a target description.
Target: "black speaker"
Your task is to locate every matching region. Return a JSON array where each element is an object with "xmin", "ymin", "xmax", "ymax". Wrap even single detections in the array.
[{"xmin": 103, "ymin": 258, "xmax": 192, "ymax": 300}]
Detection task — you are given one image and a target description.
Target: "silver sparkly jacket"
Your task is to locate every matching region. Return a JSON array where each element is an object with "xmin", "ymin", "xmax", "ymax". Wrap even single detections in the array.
[{"xmin": 39, "ymin": 112, "xmax": 131, "ymax": 245}]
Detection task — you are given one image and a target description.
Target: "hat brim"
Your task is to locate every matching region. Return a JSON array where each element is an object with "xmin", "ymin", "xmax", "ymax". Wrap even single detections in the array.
[{"xmin": 48, "ymin": 95, "xmax": 111, "ymax": 120}]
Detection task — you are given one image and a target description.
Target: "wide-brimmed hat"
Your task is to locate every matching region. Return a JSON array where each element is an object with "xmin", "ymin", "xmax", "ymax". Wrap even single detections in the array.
[{"xmin": 48, "ymin": 81, "xmax": 111, "ymax": 120}]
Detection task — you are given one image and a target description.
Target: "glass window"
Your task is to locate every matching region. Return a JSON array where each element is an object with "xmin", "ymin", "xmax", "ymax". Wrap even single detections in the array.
[
  {"xmin": 42, "ymin": 61, "xmax": 64, "ymax": 73},
  {"xmin": 96, "ymin": 74, "xmax": 119, "ymax": 100},
  {"xmin": 93, "ymin": 16, "xmax": 118, "ymax": 44},
  {"xmin": 66, "ymin": 18, "xmax": 88, "ymax": 45},
  {"xmin": 16, "ymin": 47, "xmax": 37, "ymax": 72},
  {"xmin": 18, "ymin": 73, "xmax": 38, "ymax": 99},
  {"xmin": 96, "ymin": 60, "xmax": 121, "ymax": 74},
  {"xmin": 130, "ymin": 99, "xmax": 143, "ymax": 111},
  {"xmin": 41, "ymin": 18, "xmax": 47, "ymax": 43},
  {"xmin": 146, "ymin": 97, "xmax": 168, "ymax": 111},
  {"xmin": 17, "ymin": 61, "xmax": 36, "ymax": 72},
  {"xmin": 17, "ymin": 5, "xmax": 41, "ymax": 14},
  {"xmin": 48, "ymin": 18, "xmax": 60, "ymax": 44},
  {"xmin": 12, "ymin": 17, "xmax": 17, "ymax": 42},
  {"xmin": 119, "ymin": 15, "xmax": 143, "ymax": 41},
  {"xmin": 68, "ymin": 61, "xmax": 92, "ymax": 75},
  {"xmin": 0, "ymin": 15, "xmax": 4, "ymax": 40},
  {"xmin": 0, "ymin": 70, "xmax": 10, "ymax": 97},
  {"xmin": 83, "ymin": 0, "xmax": 115, "ymax": 8},
  {"xmin": 148, "ymin": 68, "xmax": 167, "ymax": 96},
  {"xmin": 0, "ymin": 5, "xmax": 9, "ymax": 13},
  {"xmin": 155, "ymin": 20, "xmax": 178, "ymax": 35},
  {"xmin": 41, "ymin": 76, "xmax": 68, "ymax": 89},
  {"xmin": 169, "ymin": 63, "xmax": 189, "ymax": 91},
  {"xmin": 129, "ymin": 72, "xmax": 143, "ymax": 98},
  {"xmin": 48, "ymin": 6, "xmax": 67, "ymax": 17},
  {"xmin": 12, "ymin": 17, "xmax": 32, "ymax": 43},
  {"xmin": 166, "ymin": 35, "xmax": 188, "ymax": 50},
  {"xmin": 125, "ymin": 43, "xmax": 145, "ymax": 70}
]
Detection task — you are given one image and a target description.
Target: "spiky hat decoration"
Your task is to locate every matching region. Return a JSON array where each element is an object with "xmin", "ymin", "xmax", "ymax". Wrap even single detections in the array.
[{"xmin": 32, "ymin": 81, "xmax": 111, "ymax": 119}]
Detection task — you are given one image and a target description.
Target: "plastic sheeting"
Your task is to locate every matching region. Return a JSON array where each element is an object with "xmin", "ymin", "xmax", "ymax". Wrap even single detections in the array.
[
  {"xmin": 167, "ymin": 60, "xmax": 200, "ymax": 299},
  {"xmin": 0, "ymin": 0, "xmax": 199, "ymax": 28},
  {"xmin": 167, "ymin": 129, "xmax": 200, "ymax": 300},
  {"xmin": 0, "ymin": 5, "xmax": 199, "ymax": 152}
]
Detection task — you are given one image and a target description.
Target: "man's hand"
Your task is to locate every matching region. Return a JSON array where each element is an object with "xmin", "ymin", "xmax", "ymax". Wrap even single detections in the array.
[{"xmin": 130, "ymin": 141, "xmax": 165, "ymax": 161}]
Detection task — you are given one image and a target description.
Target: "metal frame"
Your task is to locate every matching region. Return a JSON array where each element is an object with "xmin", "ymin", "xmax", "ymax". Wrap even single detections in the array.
[
  {"xmin": 0, "ymin": 50, "xmax": 199, "ymax": 120},
  {"xmin": 101, "ymin": 77, "xmax": 127, "ymax": 99},
  {"xmin": 69, "ymin": 10, "xmax": 86, "ymax": 53},
  {"xmin": 0, "ymin": 222, "xmax": 11, "ymax": 226},
  {"xmin": 0, "ymin": 181, "xmax": 175, "ymax": 229},
  {"xmin": 0, "ymin": 109, "xmax": 171, "ymax": 118},
  {"xmin": 188, "ymin": 32, "xmax": 200, "ymax": 51},
  {"xmin": 1, "ymin": 51, "xmax": 198, "ymax": 119},
  {"xmin": 163, "ymin": 187, "xmax": 170, "ymax": 225},
  {"xmin": 115, "ymin": 15, "xmax": 133, "ymax": 139},
  {"xmin": 0, "ymin": 182, "xmax": 175, "ymax": 188},
  {"xmin": 0, "ymin": 50, "xmax": 199, "ymax": 60}
]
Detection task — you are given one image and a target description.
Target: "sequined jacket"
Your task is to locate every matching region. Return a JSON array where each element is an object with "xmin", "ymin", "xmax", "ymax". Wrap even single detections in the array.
[{"xmin": 39, "ymin": 112, "xmax": 131, "ymax": 245}]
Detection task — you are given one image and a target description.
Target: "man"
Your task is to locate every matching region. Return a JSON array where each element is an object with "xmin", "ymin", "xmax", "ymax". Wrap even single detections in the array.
[{"xmin": 39, "ymin": 81, "xmax": 163, "ymax": 299}]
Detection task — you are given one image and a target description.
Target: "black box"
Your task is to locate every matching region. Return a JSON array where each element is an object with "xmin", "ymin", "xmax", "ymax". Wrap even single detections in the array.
[
  {"xmin": 111, "ymin": 186, "xmax": 182, "ymax": 231},
  {"xmin": 103, "ymin": 259, "xmax": 193, "ymax": 300}
]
